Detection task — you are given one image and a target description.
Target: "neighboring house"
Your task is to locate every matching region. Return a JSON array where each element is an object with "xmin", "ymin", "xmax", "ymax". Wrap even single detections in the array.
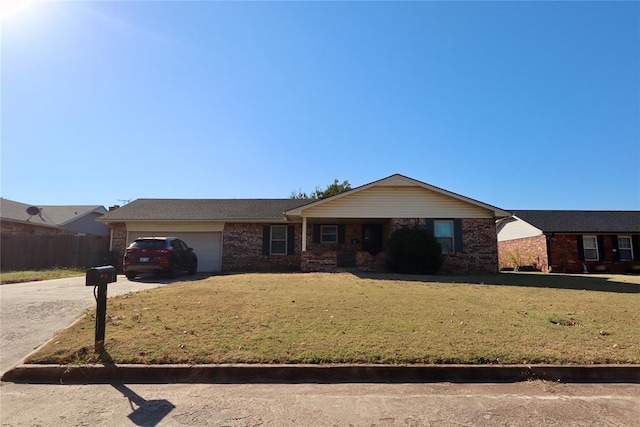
[
  {"xmin": 99, "ymin": 174, "xmax": 511, "ymax": 273},
  {"xmin": 0, "ymin": 198, "xmax": 110, "ymax": 236},
  {"xmin": 497, "ymin": 210, "xmax": 640, "ymax": 273},
  {"xmin": 38, "ymin": 205, "xmax": 110, "ymax": 236}
]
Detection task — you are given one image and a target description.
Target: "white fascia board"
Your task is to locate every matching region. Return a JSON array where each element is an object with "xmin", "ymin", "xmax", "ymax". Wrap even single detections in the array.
[{"xmin": 125, "ymin": 221, "xmax": 225, "ymax": 232}]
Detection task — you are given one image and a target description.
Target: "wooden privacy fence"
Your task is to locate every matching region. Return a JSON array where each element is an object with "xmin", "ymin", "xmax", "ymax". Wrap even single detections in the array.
[{"xmin": 1, "ymin": 234, "xmax": 111, "ymax": 271}]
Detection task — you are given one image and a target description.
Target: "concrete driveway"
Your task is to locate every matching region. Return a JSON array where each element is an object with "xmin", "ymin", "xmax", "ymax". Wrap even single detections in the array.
[{"xmin": 0, "ymin": 274, "xmax": 179, "ymax": 374}]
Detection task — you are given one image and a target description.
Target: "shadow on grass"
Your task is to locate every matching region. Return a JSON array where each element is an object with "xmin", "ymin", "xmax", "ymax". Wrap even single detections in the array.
[
  {"xmin": 126, "ymin": 272, "xmax": 216, "ymax": 285},
  {"xmin": 353, "ymin": 272, "xmax": 640, "ymax": 294}
]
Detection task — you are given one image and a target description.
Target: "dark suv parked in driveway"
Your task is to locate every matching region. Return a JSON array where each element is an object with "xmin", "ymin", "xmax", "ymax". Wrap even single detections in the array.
[{"xmin": 123, "ymin": 237, "xmax": 198, "ymax": 280}]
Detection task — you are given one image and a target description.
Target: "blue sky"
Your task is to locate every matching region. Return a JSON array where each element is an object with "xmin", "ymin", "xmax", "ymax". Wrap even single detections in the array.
[{"xmin": 2, "ymin": 1, "xmax": 638, "ymax": 210}]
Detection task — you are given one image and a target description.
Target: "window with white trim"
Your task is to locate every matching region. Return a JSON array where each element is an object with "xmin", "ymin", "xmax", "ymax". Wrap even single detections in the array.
[
  {"xmin": 583, "ymin": 236, "xmax": 599, "ymax": 261},
  {"xmin": 618, "ymin": 236, "xmax": 633, "ymax": 261},
  {"xmin": 270, "ymin": 226, "xmax": 287, "ymax": 255},
  {"xmin": 320, "ymin": 225, "xmax": 338, "ymax": 243},
  {"xmin": 434, "ymin": 220, "xmax": 454, "ymax": 253}
]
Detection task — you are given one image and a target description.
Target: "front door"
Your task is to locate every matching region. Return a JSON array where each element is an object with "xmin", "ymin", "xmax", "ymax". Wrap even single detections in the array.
[{"xmin": 362, "ymin": 224, "xmax": 383, "ymax": 255}]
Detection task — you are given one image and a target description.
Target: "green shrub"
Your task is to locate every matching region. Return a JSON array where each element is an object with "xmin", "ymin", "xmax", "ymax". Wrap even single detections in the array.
[{"xmin": 386, "ymin": 227, "xmax": 443, "ymax": 274}]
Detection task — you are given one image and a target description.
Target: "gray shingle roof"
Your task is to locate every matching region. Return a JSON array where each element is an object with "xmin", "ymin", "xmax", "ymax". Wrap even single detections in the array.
[
  {"xmin": 38, "ymin": 205, "xmax": 106, "ymax": 226},
  {"xmin": 1, "ymin": 198, "xmax": 59, "ymax": 228},
  {"xmin": 513, "ymin": 210, "xmax": 640, "ymax": 233},
  {"xmin": 1, "ymin": 198, "xmax": 107, "ymax": 226},
  {"xmin": 99, "ymin": 199, "xmax": 313, "ymax": 222}
]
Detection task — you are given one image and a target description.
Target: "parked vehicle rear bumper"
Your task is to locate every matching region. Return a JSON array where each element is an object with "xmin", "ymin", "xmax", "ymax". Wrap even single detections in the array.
[{"xmin": 124, "ymin": 264, "xmax": 168, "ymax": 274}]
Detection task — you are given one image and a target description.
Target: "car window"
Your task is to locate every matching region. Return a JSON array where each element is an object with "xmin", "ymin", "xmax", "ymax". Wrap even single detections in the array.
[
  {"xmin": 169, "ymin": 240, "xmax": 186, "ymax": 251},
  {"xmin": 176, "ymin": 240, "xmax": 188, "ymax": 251},
  {"xmin": 130, "ymin": 240, "xmax": 165, "ymax": 249}
]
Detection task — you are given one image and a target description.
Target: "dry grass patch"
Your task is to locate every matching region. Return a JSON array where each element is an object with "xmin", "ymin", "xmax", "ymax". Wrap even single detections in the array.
[{"xmin": 26, "ymin": 272, "xmax": 640, "ymax": 365}]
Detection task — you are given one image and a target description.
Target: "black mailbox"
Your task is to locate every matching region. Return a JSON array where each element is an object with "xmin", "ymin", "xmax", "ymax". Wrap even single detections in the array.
[{"xmin": 86, "ymin": 265, "xmax": 117, "ymax": 286}]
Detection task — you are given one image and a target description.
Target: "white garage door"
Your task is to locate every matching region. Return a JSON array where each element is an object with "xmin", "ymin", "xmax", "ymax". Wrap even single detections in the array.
[{"xmin": 126, "ymin": 231, "xmax": 222, "ymax": 272}]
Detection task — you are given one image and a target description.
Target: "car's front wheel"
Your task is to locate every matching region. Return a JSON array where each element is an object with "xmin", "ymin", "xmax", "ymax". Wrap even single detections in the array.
[
  {"xmin": 126, "ymin": 272, "xmax": 136, "ymax": 280},
  {"xmin": 188, "ymin": 260, "xmax": 197, "ymax": 275},
  {"xmin": 167, "ymin": 261, "xmax": 179, "ymax": 278}
]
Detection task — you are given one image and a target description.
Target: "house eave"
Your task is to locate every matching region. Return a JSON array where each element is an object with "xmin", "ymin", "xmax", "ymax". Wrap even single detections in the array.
[
  {"xmin": 0, "ymin": 217, "xmax": 62, "ymax": 230},
  {"xmin": 101, "ymin": 218, "xmax": 296, "ymax": 224}
]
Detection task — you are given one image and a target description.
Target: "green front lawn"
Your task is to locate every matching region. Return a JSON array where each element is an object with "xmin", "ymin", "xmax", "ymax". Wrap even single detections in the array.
[{"xmin": 26, "ymin": 272, "xmax": 640, "ymax": 365}]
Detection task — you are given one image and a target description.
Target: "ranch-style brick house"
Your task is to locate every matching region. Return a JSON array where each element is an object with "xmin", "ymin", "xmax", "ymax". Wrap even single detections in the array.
[
  {"xmin": 99, "ymin": 174, "xmax": 511, "ymax": 273},
  {"xmin": 497, "ymin": 210, "xmax": 640, "ymax": 274}
]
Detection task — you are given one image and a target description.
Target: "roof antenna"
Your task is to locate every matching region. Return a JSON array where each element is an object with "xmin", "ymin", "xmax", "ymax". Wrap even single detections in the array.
[{"xmin": 118, "ymin": 199, "xmax": 132, "ymax": 205}]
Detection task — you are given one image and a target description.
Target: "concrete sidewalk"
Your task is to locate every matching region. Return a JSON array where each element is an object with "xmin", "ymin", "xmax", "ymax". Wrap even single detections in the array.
[{"xmin": 3, "ymin": 363, "xmax": 640, "ymax": 384}]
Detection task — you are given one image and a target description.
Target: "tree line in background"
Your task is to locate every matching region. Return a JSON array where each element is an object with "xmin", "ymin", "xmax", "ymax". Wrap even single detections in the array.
[{"xmin": 290, "ymin": 179, "xmax": 352, "ymax": 200}]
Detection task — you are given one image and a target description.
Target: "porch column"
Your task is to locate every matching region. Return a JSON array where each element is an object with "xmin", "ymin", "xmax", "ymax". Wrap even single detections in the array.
[{"xmin": 302, "ymin": 216, "xmax": 307, "ymax": 252}]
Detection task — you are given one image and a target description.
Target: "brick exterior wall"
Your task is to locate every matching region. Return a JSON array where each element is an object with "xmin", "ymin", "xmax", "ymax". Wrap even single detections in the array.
[
  {"xmin": 302, "ymin": 222, "xmax": 387, "ymax": 272},
  {"xmin": 498, "ymin": 233, "xmax": 640, "ymax": 274},
  {"xmin": 108, "ymin": 223, "xmax": 128, "ymax": 272},
  {"xmin": 387, "ymin": 217, "xmax": 499, "ymax": 273},
  {"xmin": 548, "ymin": 234, "xmax": 640, "ymax": 274},
  {"xmin": 498, "ymin": 235, "xmax": 549, "ymax": 271},
  {"xmin": 302, "ymin": 217, "xmax": 499, "ymax": 273},
  {"xmin": 546, "ymin": 234, "xmax": 583, "ymax": 273},
  {"xmin": 222, "ymin": 223, "xmax": 301, "ymax": 272},
  {"xmin": 355, "ymin": 250, "xmax": 385, "ymax": 272},
  {"xmin": 440, "ymin": 218, "xmax": 499, "ymax": 273},
  {"xmin": 110, "ymin": 223, "xmax": 127, "ymax": 253},
  {"xmin": 305, "ymin": 222, "xmax": 362, "ymax": 255},
  {"xmin": 301, "ymin": 250, "xmax": 336, "ymax": 272},
  {"xmin": 106, "ymin": 217, "xmax": 501, "ymax": 274}
]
